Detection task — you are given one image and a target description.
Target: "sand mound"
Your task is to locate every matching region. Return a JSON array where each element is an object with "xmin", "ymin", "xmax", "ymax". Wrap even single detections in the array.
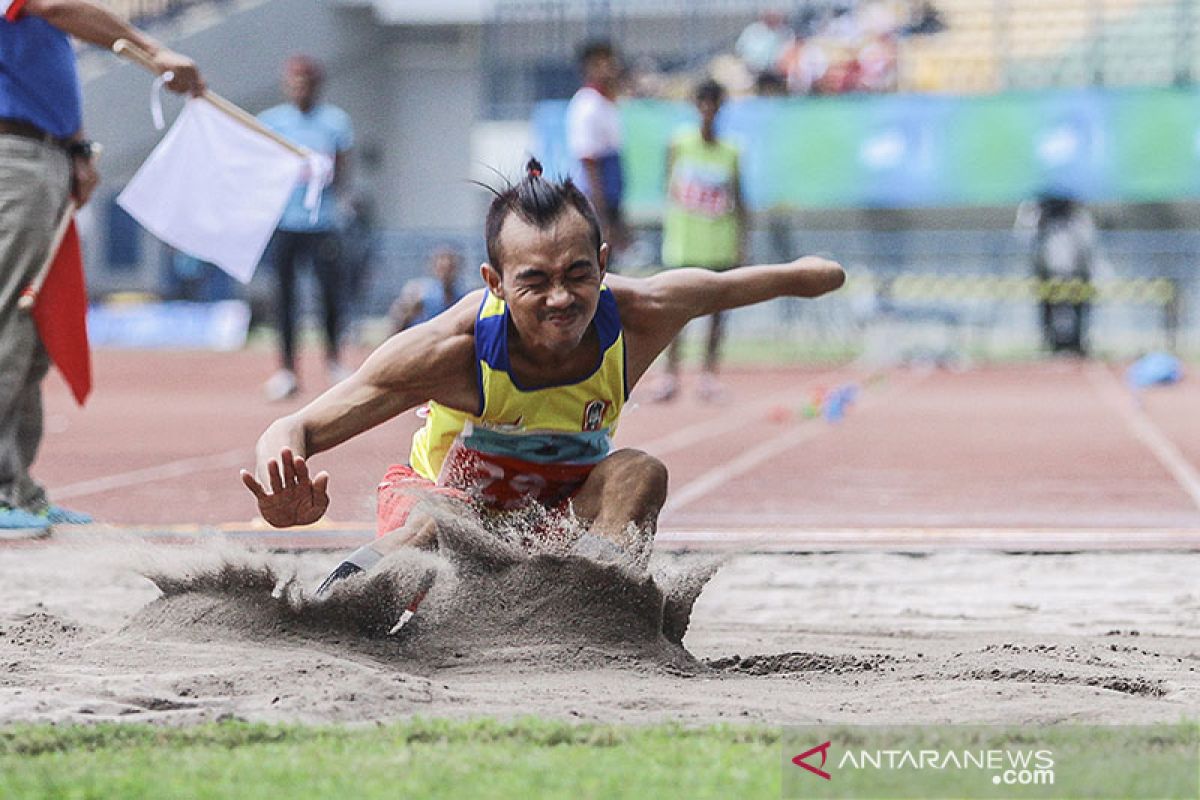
[
  {"xmin": 706, "ymin": 651, "xmax": 901, "ymax": 676},
  {"xmin": 0, "ymin": 608, "xmax": 91, "ymax": 652},
  {"xmin": 127, "ymin": 509, "xmax": 722, "ymax": 673}
]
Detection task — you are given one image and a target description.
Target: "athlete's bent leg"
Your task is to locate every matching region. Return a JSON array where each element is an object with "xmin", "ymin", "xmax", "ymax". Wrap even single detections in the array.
[
  {"xmin": 570, "ymin": 448, "xmax": 668, "ymax": 568},
  {"xmin": 372, "ymin": 509, "xmax": 441, "ymax": 554},
  {"xmin": 316, "ymin": 463, "xmax": 465, "ymax": 596}
]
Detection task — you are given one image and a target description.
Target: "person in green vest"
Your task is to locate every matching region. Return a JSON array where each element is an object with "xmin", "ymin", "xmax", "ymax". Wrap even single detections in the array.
[{"xmin": 651, "ymin": 79, "xmax": 747, "ymax": 403}]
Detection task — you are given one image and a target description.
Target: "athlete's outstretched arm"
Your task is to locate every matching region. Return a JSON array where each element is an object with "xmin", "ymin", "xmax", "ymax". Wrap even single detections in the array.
[
  {"xmin": 242, "ymin": 291, "xmax": 482, "ymax": 527},
  {"xmin": 609, "ymin": 256, "xmax": 844, "ymax": 384}
]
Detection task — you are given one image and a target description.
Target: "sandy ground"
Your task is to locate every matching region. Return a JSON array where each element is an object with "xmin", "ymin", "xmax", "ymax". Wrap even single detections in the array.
[{"xmin": 1, "ymin": 533, "xmax": 1197, "ymax": 727}]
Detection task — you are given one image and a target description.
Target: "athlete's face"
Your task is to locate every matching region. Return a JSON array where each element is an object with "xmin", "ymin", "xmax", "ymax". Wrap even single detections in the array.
[{"xmin": 482, "ymin": 209, "xmax": 607, "ymax": 358}]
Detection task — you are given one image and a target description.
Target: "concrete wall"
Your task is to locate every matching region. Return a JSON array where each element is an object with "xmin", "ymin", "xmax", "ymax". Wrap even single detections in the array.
[{"xmin": 381, "ymin": 24, "xmax": 484, "ymax": 230}]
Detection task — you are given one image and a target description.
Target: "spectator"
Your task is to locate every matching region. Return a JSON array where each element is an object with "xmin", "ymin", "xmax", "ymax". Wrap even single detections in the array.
[
  {"xmin": 857, "ymin": 33, "xmax": 899, "ymax": 93},
  {"xmin": 566, "ymin": 40, "xmax": 628, "ymax": 253},
  {"xmin": 652, "ymin": 79, "xmax": 746, "ymax": 403},
  {"xmin": 0, "ymin": 0, "xmax": 203, "ymax": 533},
  {"xmin": 389, "ymin": 246, "xmax": 468, "ymax": 334},
  {"xmin": 735, "ymin": 9, "xmax": 794, "ymax": 79},
  {"xmin": 258, "ymin": 54, "xmax": 354, "ymax": 402},
  {"xmin": 778, "ymin": 35, "xmax": 830, "ymax": 94},
  {"xmin": 903, "ymin": 1, "xmax": 946, "ymax": 36},
  {"xmin": 754, "ymin": 70, "xmax": 789, "ymax": 97}
]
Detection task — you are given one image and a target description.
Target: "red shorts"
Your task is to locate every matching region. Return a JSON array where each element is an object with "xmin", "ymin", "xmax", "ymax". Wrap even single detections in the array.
[
  {"xmin": 375, "ymin": 457, "xmax": 596, "ymax": 538},
  {"xmin": 375, "ymin": 464, "xmax": 468, "ymax": 538}
]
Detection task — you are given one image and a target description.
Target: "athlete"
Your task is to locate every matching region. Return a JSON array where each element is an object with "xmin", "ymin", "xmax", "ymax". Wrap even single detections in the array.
[
  {"xmin": 241, "ymin": 159, "xmax": 844, "ymax": 600},
  {"xmin": 652, "ymin": 78, "xmax": 747, "ymax": 403}
]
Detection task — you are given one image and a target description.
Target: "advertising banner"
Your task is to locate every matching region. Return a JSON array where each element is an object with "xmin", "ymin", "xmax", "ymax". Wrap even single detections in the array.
[{"xmin": 533, "ymin": 88, "xmax": 1200, "ymax": 214}]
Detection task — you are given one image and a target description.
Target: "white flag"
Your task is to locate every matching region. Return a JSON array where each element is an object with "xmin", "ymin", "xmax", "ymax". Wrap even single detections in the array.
[{"xmin": 118, "ymin": 99, "xmax": 307, "ymax": 284}]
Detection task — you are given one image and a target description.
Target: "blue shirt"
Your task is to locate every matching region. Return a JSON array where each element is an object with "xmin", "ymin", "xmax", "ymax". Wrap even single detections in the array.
[
  {"xmin": 0, "ymin": 5, "xmax": 83, "ymax": 139},
  {"xmin": 258, "ymin": 102, "xmax": 353, "ymax": 232},
  {"xmin": 409, "ymin": 278, "xmax": 467, "ymax": 327}
]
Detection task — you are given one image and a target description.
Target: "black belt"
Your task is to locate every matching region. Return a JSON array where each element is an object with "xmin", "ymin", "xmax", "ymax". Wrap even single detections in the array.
[{"xmin": 0, "ymin": 118, "xmax": 69, "ymax": 150}]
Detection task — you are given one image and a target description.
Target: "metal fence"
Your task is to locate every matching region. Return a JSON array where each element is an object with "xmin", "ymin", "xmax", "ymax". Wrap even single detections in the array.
[{"xmin": 335, "ymin": 226, "xmax": 1198, "ymax": 359}]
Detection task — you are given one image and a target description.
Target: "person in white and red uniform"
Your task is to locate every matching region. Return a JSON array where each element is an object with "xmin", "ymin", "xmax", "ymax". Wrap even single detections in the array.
[
  {"xmin": 0, "ymin": 0, "xmax": 202, "ymax": 533},
  {"xmin": 565, "ymin": 39, "xmax": 628, "ymax": 255}
]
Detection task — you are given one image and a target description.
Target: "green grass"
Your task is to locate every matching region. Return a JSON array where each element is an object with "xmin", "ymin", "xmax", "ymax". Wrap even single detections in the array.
[
  {"xmin": 0, "ymin": 719, "xmax": 780, "ymax": 800},
  {"xmin": 3, "ymin": 720, "xmax": 1197, "ymax": 799}
]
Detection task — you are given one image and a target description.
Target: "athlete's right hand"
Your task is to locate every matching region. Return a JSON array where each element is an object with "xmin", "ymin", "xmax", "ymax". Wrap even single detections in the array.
[{"xmin": 240, "ymin": 447, "xmax": 330, "ymax": 528}]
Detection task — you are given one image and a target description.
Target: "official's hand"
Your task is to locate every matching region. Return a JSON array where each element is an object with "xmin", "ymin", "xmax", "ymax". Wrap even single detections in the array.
[
  {"xmin": 240, "ymin": 447, "xmax": 330, "ymax": 528},
  {"xmin": 153, "ymin": 49, "xmax": 206, "ymax": 96},
  {"xmin": 71, "ymin": 155, "xmax": 99, "ymax": 207}
]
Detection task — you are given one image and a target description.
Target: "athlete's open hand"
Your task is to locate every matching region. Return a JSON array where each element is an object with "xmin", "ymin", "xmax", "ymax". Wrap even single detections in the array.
[{"xmin": 240, "ymin": 447, "xmax": 329, "ymax": 528}]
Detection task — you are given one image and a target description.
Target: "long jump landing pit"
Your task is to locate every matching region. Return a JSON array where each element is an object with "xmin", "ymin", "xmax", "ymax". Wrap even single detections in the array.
[{"xmin": 0, "ymin": 520, "xmax": 1197, "ymax": 727}]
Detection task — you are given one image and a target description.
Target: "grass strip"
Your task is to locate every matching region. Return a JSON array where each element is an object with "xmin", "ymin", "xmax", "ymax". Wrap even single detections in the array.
[{"xmin": 0, "ymin": 718, "xmax": 780, "ymax": 800}]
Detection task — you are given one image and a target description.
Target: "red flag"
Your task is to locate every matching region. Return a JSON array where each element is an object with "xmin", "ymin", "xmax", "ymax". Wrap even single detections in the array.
[{"xmin": 31, "ymin": 220, "xmax": 92, "ymax": 406}]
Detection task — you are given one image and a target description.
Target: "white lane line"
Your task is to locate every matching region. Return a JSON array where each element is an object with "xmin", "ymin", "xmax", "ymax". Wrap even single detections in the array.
[
  {"xmin": 662, "ymin": 369, "xmax": 925, "ymax": 514},
  {"xmin": 50, "ymin": 449, "xmax": 249, "ymax": 500},
  {"xmin": 631, "ymin": 366, "xmax": 860, "ymax": 457},
  {"xmin": 656, "ymin": 527, "xmax": 1200, "ymax": 550},
  {"xmin": 1088, "ymin": 363, "xmax": 1200, "ymax": 511},
  {"xmin": 47, "ymin": 525, "xmax": 1200, "ymax": 552},
  {"xmin": 662, "ymin": 421, "xmax": 829, "ymax": 514}
]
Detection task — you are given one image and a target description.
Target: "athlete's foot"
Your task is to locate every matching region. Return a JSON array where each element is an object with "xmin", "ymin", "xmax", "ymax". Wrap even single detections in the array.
[
  {"xmin": 314, "ymin": 561, "xmax": 363, "ymax": 596},
  {"xmin": 388, "ymin": 587, "xmax": 430, "ymax": 635}
]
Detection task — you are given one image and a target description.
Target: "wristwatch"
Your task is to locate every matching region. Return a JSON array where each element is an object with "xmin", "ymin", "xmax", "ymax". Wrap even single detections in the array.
[{"xmin": 66, "ymin": 139, "xmax": 101, "ymax": 160}]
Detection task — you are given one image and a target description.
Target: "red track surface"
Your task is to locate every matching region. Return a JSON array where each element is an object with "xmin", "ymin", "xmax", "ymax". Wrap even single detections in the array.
[{"xmin": 31, "ymin": 349, "xmax": 1200, "ymax": 537}]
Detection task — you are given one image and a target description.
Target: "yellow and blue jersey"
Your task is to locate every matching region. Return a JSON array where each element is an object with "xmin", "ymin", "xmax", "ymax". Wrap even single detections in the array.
[{"xmin": 409, "ymin": 286, "xmax": 627, "ymax": 509}]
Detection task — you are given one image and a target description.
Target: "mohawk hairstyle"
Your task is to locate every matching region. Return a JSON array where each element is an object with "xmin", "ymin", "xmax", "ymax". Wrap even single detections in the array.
[{"xmin": 481, "ymin": 158, "xmax": 604, "ymax": 274}]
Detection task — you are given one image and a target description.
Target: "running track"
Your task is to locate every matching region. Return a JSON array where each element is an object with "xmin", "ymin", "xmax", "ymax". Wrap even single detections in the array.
[{"xmin": 22, "ymin": 349, "xmax": 1200, "ymax": 550}]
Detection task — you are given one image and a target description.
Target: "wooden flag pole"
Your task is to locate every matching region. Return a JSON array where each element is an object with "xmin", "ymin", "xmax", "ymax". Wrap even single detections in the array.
[
  {"xmin": 111, "ymin": 39, "xmax": 309, "ymax": 158},
  {"xmin": 18, "ymin": 200, "xmax": 77, "ymax": 312}
]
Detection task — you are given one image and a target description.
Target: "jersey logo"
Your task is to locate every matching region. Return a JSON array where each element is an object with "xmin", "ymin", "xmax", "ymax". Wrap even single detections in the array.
[{"xmin": 582, "ymin": 400, "xmax": 609, "ymax": 432}]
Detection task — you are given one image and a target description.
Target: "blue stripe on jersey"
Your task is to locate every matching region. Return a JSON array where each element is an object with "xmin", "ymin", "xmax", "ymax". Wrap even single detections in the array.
[{"xmin": 462, "ymin": 425, "xmax": 611, "ymax": 465}]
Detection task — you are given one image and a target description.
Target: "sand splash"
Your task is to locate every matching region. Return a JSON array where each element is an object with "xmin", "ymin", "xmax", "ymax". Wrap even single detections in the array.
[{"xmin": 130, "ymin": 504, "xmax": 723, "ymax": 673}]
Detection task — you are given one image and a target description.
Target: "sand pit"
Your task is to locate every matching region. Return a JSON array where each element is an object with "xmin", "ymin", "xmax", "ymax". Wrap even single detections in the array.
[{"xmin": 0, "ymin": 530, "xmax": 1197, "ymax": 727}]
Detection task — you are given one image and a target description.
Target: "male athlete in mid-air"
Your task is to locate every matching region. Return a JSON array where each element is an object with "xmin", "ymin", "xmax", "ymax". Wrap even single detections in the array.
[{"xmin": 242, "ymin": 159, "xmax": 844, "ymax": 608}]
